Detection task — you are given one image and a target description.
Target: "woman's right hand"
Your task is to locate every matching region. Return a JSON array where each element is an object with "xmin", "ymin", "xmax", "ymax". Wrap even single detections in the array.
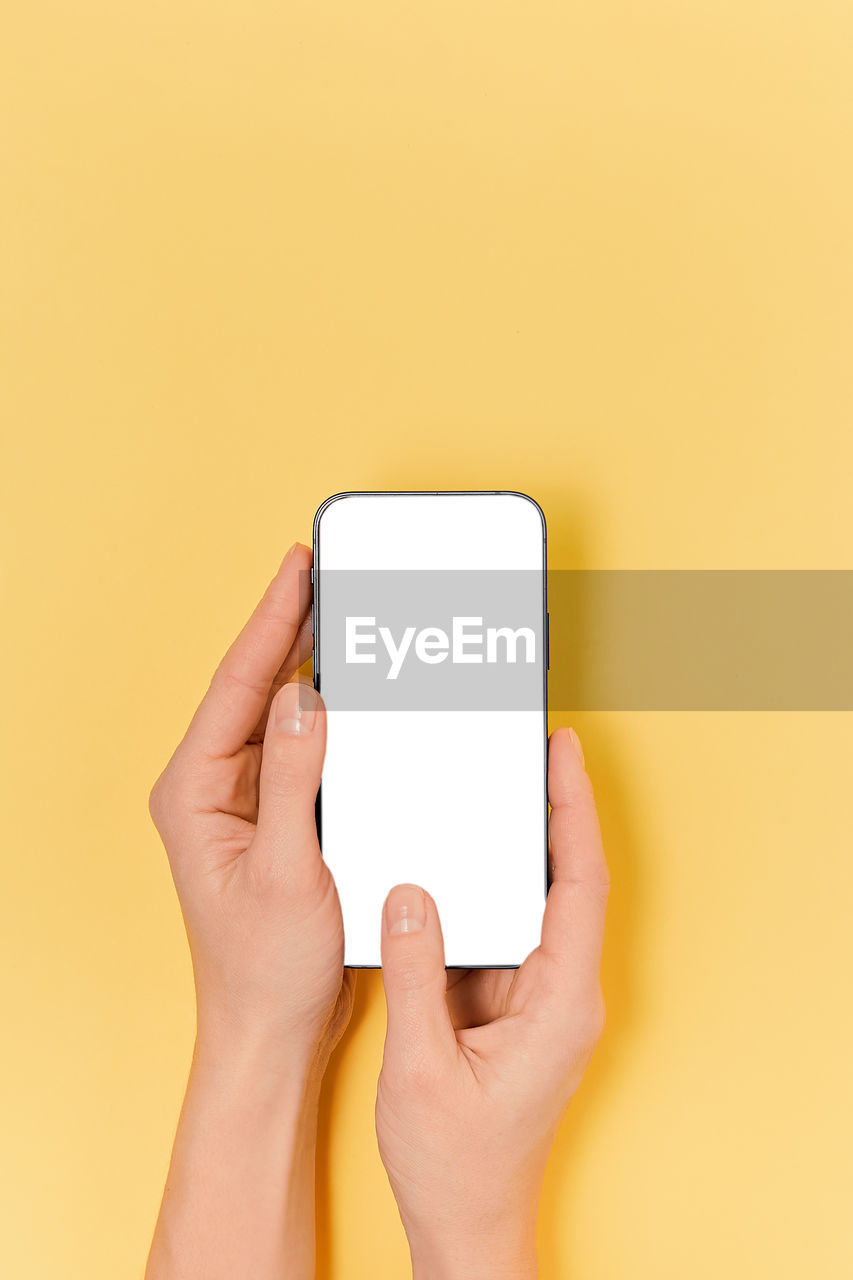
[{"xmin": 375, "ymin": 727, "xmax": 609, "ymax": 1280}]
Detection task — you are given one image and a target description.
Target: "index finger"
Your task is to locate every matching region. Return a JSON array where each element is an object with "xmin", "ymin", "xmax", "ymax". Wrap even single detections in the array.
[{"xmin": 183, "ymin": 542, "xmax": 313, "ymax": 759}]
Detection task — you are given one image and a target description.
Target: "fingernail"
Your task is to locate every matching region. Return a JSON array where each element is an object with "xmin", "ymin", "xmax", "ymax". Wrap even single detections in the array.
[
  {"xmin": 275, "ymin": 682, "xmax": 319, "ymax": 734},
  {"xmin": 567, "ymin": 727, "xmax": 585, "ymax": 767},
  {"xmin": 281, "ymin": 542, "xmax": 310, "ymax": 568},
  {"xmin": 384, "ymin": 884, "xmax": 426, "ymax": 935}
]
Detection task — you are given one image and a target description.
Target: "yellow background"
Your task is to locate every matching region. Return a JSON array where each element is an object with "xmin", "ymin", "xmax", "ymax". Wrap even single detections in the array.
[{"xmin": 2, "ymin": 2, "xmax": 852, "ymax": 1276}]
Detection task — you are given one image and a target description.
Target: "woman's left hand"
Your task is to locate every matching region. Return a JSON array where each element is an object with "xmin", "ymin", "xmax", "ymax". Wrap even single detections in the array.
[
  {"xmin": 148, "ymin": 541, "xmax": 353, "ymax": 1067},
  {"xmin": 146, "ymin": 543, "xmax": 353, "ymax": 1280}
]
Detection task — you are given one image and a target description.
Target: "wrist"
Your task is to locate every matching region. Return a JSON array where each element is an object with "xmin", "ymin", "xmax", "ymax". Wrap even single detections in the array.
[
  {"xmin": 186, "ymin": 1029, "xmax": 324, "ymax": 1163},
  {"xmin": 194, "ymin": 1005, "xmax": 331, "ymax": 1093},
  {"xmin": 407, "ymin": 1217, "xmax": 538, "ymax": 1280}
]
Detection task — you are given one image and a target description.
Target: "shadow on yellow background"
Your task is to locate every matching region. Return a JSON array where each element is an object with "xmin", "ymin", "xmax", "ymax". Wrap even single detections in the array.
[{"xmin": 2, "ymin": 2, "xmax": 852, "ymax": 1277}]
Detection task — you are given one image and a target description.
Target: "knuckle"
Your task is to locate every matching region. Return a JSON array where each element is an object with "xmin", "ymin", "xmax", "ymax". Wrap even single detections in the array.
[
  {"xmin": 147, "ymin": 781, "xmax": 162, "ymax": 824},
  {"xmin": 147, "ymin": 750, "xmax": 200, "ymax": 834},
  {"xmin": 263, "ymin": 752, "xmax": 312, "ymax": 798},
  {"xmin": 548, "ymin": 811, "xmax": 610, "ymax": 902},
  {"xmin": 385, "ymin": 1040, "xmax": 441, "ymax": 1098},
  {"xmin": 257, "ymin": 598, "xmax": 302, "ymax": 633},
  {"xmin": 576, "ymin": 768, "xmax": 596, "ymax": 801},
  {"xmin": 547, "ymin": 806, "xmax": 576, "ymax": 852},
  {"xmin": 537, "ymin": 960, "xmax": 569, "ymax": 1005},
  {"xmin": 549, "ymin": 779, "xmax": 596, "ymax": 831},
  {"xmin": 391, "ymin": 957, "xmax": 437, "ymax": 996},
  {"xmin": 402, "ymin": 1055, "xmax": 440, "ymax": 1096},
  {"xmin": 285, "ymin": 852, "xmax": 324, "ymax": 901},
  {"xmin": 147, "ymin": 769, "xmax": 172, "ymax": 827},
  {"xmin": 244, "ymin": 837, "xmax": 321, "ymax": 901},
  {"xmin": 243, "ymin": 849, "xmax": 280, "ymax": 897},
  {"xmin": 211, "ymin": 658, "xmax": 269, "ymax": 701},
  {"xmin": 548, "ymin": 797, "xmax": 591, "ymax": 844},
  {"xmin": 563, "ymin": 769, "xmax": 596, "ymax": 807}
]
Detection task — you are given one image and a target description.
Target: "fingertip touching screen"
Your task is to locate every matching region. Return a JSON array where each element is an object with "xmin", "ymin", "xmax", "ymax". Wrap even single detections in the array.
[{"xmin": 313, "ymin": 492, "xmax": 548, "ymax": 967}]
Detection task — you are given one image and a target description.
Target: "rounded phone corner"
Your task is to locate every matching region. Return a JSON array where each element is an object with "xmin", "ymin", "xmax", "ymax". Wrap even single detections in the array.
[
  {"xmin": 313, "ymin": 492, "xmax": 358, "ymax": 544},
  {"xmin": 495, "ymin": 490, "xmax": 547, "ymax": 539}
]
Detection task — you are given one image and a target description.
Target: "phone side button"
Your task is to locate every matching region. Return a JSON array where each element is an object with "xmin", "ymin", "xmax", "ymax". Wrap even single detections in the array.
[{"xmin": 546, "ymin": 612, "xmax": 550, "ymax": 670}]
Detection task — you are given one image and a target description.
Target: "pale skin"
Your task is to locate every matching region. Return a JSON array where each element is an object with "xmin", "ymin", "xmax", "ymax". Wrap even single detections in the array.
[{"xmin": 146, "ymin": 544, "xmax": 608, "ymax": 1279}]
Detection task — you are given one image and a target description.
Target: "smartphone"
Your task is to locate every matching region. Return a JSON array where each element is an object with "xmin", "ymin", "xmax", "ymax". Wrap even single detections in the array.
[{"xmin": 312, "ymin": 491, "xmax": 548, "ymax": 968}]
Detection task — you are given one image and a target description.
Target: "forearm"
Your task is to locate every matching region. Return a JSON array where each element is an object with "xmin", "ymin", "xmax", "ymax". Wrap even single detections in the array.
[{"xmin": 146, "ymin": 1031, "xmax": 323, "ymax": 1280}]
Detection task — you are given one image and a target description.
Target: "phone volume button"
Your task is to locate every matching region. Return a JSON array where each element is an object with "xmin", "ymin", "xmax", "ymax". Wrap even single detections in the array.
[{"xmin": 546, "ymin": 612, "xmax": 550, "ymax": 670}]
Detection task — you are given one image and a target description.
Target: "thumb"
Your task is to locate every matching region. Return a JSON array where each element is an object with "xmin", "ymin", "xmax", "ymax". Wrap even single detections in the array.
[
  {"xmin": 380, "ymin": 884, "xmax": 456, "ymax": 1074},
  {"xmin": 251, "ymin": 681, "xmax": 325, "ymax": 875}
]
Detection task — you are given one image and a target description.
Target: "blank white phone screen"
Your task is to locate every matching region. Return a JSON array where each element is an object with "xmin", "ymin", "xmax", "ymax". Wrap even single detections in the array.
[{"xmin": 314, "ymin": 492, "xmax": 547, "ymax": 967}]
